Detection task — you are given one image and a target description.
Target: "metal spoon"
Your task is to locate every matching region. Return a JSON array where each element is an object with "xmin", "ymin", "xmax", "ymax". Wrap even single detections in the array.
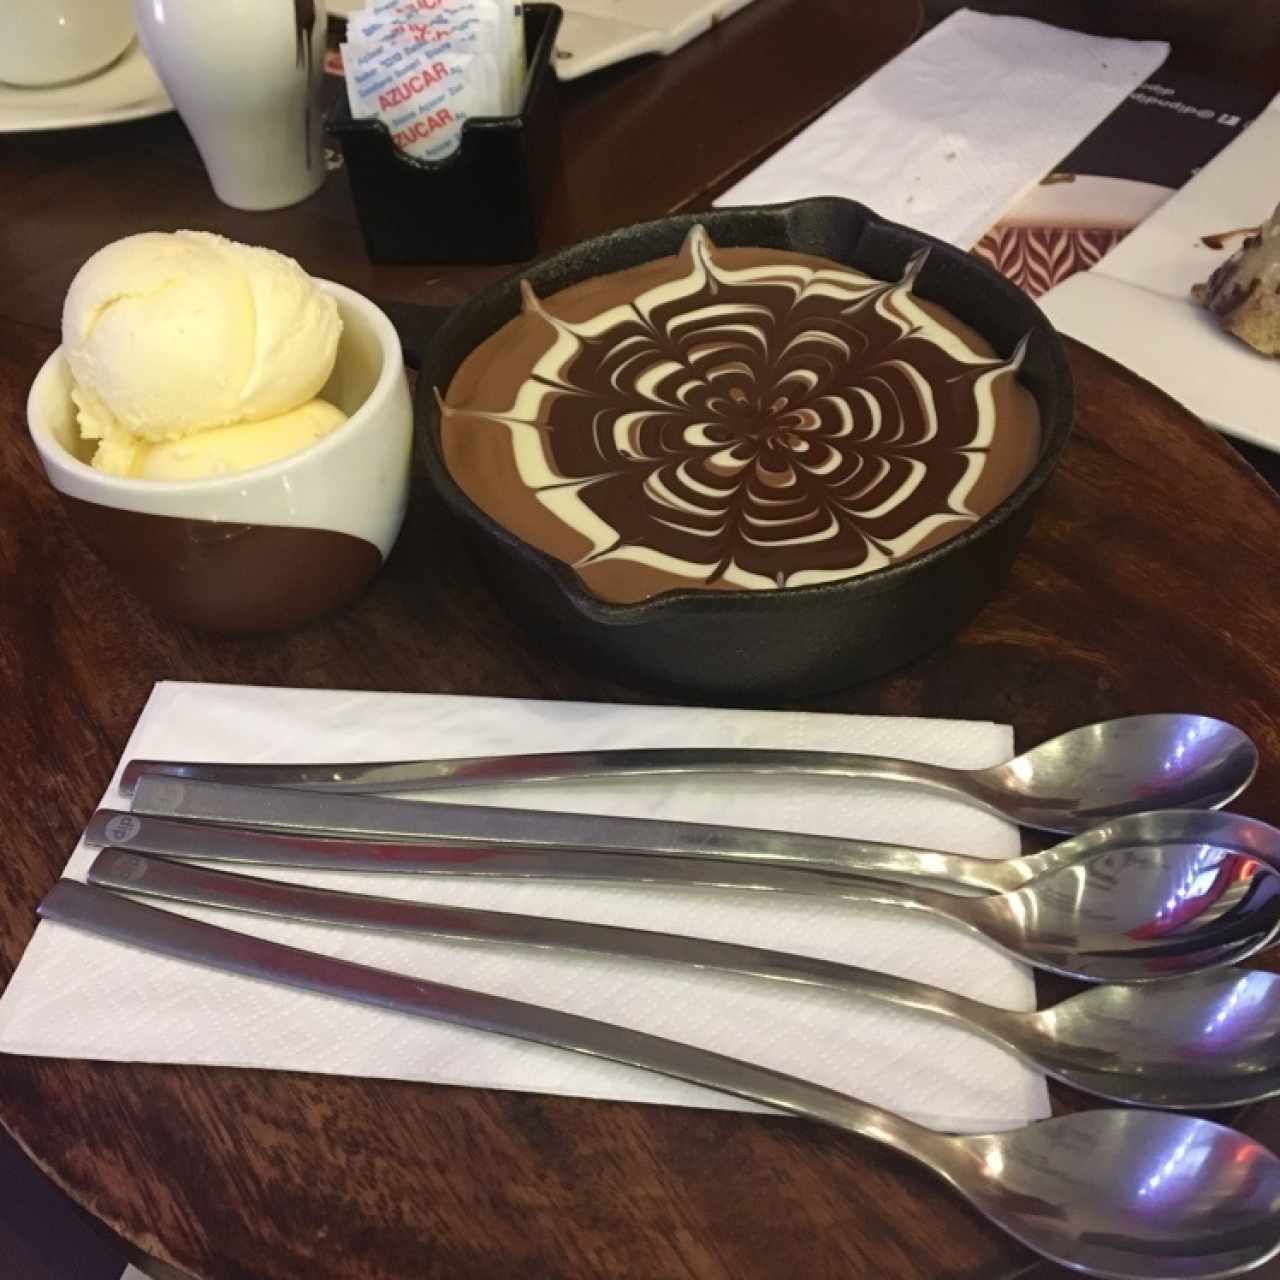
[
  {"xmin": 105, "ymin": 788, "xmax": 1280, "ymax": 895},
  {"xmin": 88, "ymin": 811, "xmax": 1280, "ymax": 982},
  {"xmin": 40, "ymin": 880, "xmax": 1280, "ymax": 1280},
  {"xmin": 88, "ymin": 847, "xmax": 1280, "ymax": 1109},
  {"xmin": 118, "ymin": 713, "xmax": 1259, "ymax": 834}
]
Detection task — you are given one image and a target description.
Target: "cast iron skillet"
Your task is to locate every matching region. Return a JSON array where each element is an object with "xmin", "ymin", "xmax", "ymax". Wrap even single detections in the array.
[{"xmin": 389, "ymin": 197, "xmax": 1073, "ymax": 702}]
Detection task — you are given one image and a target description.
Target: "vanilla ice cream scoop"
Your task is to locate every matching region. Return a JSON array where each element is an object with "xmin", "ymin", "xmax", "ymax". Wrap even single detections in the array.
[
  {"xmin": 136, "ymin": 399, "xmax": 347, "ymax": 481},
  {"xmin": 62, "ymin": 230, "xmax": 344, "ymax": 471}
]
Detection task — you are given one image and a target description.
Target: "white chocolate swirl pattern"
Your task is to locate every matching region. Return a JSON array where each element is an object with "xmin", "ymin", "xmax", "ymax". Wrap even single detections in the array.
[{"xmin": 443, "ymin": 228, "xmax": 1039, "ymax": 602}]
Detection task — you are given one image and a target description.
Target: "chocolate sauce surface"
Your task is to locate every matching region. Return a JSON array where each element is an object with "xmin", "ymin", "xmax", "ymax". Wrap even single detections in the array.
[{"xmin": 442, "ymin": 229, "xmax": 1040, "ymax": 603}]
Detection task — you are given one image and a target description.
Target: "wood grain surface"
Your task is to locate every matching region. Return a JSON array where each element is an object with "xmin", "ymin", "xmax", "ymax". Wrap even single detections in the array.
[
  {"xmin": 3, "ymin": 2, "xmax": 1280, "ymax": 1278},
  {"xmin": 931, "ymin": 0, "xmax": 1280, "ymax": 68},
  {"xmin": 5, "ymin": 311, "xmax": 1280, "ymax": 1280},
  {"xmin": 0, "ymin": 0, "xmax": 921, "ymax": 334}
]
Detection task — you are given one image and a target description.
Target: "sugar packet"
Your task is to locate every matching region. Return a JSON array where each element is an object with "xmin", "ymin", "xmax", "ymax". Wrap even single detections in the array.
[
  {"xmin": 341, "ymin": 0, "xmax": 525, "ymax": 160},
  {"xmin": 344, "ymin": 43, "xmax": 500, "ymax": 161}
]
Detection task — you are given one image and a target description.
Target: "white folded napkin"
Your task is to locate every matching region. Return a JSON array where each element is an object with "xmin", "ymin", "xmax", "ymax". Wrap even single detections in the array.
[
  {"xmin": 1040, "ymin": 102, "xmax": 1280, "ymax": 454},
  {"xmin": 0, "ymin": 683, "xmax": 1050, "ymax": 1132},
  {"xmin": 716, "ymin": 9, "xmax": 1168, "ymax": 249}
]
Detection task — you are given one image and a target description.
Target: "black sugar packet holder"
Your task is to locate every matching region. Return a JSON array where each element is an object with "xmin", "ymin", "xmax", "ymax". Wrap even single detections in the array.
[{"xmin": 327, "ymin": 4, "xmax": 563, "ymax": 265}]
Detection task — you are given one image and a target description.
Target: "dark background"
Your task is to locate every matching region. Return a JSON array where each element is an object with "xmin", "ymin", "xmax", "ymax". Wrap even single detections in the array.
[{"xmin": 5, "ymin": 2, "xmax": 1280, "ymax": 1277}]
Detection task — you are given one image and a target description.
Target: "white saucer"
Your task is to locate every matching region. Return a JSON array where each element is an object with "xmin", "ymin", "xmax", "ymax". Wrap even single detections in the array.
[{"xmin": 0, "ymin": 41, "xmax": 172, "ymax": 133}]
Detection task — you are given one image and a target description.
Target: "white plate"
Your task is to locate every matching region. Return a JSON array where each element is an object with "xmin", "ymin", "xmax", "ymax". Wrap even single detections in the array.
[
  {"xmin": 1040, "ymin": 104, "xmax": 1280, "ymax": 455},
  {"xmin": 0, "ymin": 40, "xmax": 171, "ymax": 133},
  {"xmin": 553, "ymin": 0, "xmax": 757, "ymax": 80}
]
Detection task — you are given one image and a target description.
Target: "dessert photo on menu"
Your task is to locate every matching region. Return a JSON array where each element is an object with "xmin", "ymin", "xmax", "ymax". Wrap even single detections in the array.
[{"xmin": 975, "ymin": 59, "xmax": 1273, "ymax": 296}]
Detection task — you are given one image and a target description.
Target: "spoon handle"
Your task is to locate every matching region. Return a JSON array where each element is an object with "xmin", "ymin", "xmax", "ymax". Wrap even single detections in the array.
[
  {"xmin": 39, "ymin": 879, "xmax": 946, "ymax": 1166},
  {"xmin": 118, "ymin": 776, "xmax": 1018, "ymax": 894},
  {"xmin": 88, "ymin": 811, "xmax": 956, "ymax": 923},
  {"xmin": 87, "ymin": 847, "xmax": 999, "ymax": 1037},
  {"xmin": 121, "ymin": 748, "xmax": 964, "ymax": 801}
]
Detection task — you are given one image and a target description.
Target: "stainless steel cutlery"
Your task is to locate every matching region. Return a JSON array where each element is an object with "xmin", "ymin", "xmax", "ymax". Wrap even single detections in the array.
[
  {"xmin": 86, "ymin": 846, "xmax": 1280, "ymax": 1110},
  {"xmin": 119, "ymin": 712, "xmax": 1259, "ymax": 834},
  {"xmin": 92, "ymin": 799, "xmax": 1280, "ymax": 982},
  {"xmin": 50, "ymin": 712, "xmax": 1280, "ymax": 1278},
  {"xmin": 40, "ymin": 878, "xmax": 1280, "ymax": 1280}
]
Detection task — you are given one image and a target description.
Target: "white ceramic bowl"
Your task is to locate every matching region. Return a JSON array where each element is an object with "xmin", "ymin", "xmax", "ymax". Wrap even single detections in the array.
[
  {"xmin": 28, "ymin": 281, "xmax": 412, "ymax": 634},
  {"xmin": 0, "ymin": 0, "xmax": 135, "ymax": 88}
]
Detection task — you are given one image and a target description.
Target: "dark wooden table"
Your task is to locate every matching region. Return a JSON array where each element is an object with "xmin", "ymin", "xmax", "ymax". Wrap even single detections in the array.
[
  {"xmin": 0, "ymin": 0, "xmax": 919, "ymax": 330},
  {"xmin": 4, "ymin": 3, "xmax": 1280, "ymax": 1279}
]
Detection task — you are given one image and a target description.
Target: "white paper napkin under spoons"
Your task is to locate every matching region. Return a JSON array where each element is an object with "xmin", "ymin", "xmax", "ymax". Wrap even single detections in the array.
[{"xmin": 0, "ymin": 682, "xmax": 1050, "ymax": 1133}]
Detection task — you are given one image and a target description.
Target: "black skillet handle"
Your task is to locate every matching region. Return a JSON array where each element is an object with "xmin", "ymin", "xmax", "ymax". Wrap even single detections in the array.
[{"xmin": 375, "ymin": 298, "xmax": 454, "ymax": 372}]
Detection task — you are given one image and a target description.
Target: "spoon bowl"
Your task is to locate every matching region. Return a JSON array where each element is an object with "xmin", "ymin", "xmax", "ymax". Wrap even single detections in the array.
[
  {"xmin": 962, "ymin": 713, "xmax": 1259, "ymax": 832},
  {"xmin": 948, "ymin": 1110, "xmax": 1280, "ymax": 1280},
  {"xmin": 959, "ymin": 841, "xmax": 1280, "ymax": 981},
  {"xmin": 966, "ymin": 808, "xmax": 1280, "ymax": 895},
  {"xmin": 1027, "ymin": 968, "xmax": 1280, "ymax": 1108}
]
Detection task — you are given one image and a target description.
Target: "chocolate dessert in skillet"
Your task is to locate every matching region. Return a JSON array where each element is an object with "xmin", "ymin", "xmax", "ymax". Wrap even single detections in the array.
[{"xmin": 441, "ymin": 226, "xmax": 1040, "ymax": 604}]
